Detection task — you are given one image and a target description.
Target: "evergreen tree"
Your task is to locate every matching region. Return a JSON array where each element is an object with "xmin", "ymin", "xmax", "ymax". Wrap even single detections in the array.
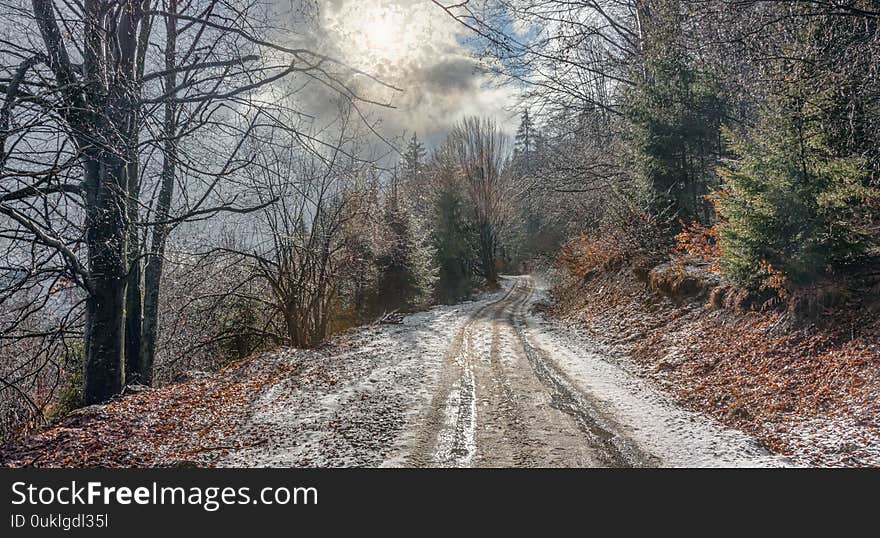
[
  {"xmin": 514, "ymin": 109, "xmax": 543, "ymax": 176},
  {"xmin": 627, "ymin": 56, "xmax": 725, "ymax": 227},
  {"xmin": 403, "ymin": 133, "xmax": 427, "ymax": 180},
  {"xmin": 431, "ymin": 153, "xmax": 476, "ymax": 303},
  {"xmin": 376, "ymin": 190, "xmax": 438, "ymax": 312},
  {"xmin": 714, "ymin": 91, "xmax": 877, "ymax": 291}
]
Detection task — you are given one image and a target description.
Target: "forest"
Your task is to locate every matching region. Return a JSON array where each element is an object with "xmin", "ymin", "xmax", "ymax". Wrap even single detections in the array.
[{"xmin": 0, "ymin": 0, "xmax": 878, "ymax": 464}]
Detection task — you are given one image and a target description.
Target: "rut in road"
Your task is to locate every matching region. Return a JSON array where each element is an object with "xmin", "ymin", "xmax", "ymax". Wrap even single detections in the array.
[
  {"xmin": 408, "ymin": 276, "xmax": 656, "ymax": 468},
  {"xmin": 406, "ymin": 284, "xmax": 511, "ymax": 467}
]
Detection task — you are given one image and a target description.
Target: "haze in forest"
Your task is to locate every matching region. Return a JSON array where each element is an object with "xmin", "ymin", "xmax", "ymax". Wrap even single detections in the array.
[{"xmin": 2, "ymin": 0, "xmax": 879, "ymax": 469}]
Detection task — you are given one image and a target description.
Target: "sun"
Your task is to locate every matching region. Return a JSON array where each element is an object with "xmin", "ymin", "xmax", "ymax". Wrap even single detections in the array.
[
  {"xmin": 362, "ymin": 8, "xmax": 401, "ymax": 52},
  {"xmin": 326, "ymin": 3, "xmax": 419, "ymax": 70}
]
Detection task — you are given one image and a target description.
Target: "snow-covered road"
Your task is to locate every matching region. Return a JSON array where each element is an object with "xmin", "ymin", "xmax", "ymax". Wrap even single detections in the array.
[{"xmin": 221, "ymin": 276, "xmax": 790, "ymax": 467}]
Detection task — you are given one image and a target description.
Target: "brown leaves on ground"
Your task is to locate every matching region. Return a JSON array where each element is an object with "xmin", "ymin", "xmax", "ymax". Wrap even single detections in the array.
[
  {"xmin": 0, "ymin": 353, "xmax": 300, "ymax": 468},
  {"xmin": 550, "ymin": 267, "xmax": 880, "ymax": 467}
]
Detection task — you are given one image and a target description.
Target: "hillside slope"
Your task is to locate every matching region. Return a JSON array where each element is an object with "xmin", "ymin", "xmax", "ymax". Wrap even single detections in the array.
[{"xmin": 547, "ymin": 267, "xmax": 880, "ymax": 467}]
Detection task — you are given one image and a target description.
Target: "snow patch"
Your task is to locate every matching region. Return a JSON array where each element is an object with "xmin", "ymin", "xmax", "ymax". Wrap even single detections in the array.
[{"xmin": 524, "ymin": 280, "xmax": 792, "ymax": 468}]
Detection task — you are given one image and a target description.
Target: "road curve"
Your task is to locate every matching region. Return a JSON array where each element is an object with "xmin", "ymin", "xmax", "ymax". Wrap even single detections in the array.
[{"xmin": 407, "ymin": 276, "xmax": 657, "ymax": 467}]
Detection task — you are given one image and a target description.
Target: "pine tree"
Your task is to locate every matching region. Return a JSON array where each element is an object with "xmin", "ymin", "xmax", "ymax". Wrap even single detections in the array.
[
  {"xmin": 714, "ymin": 91, "xmax": 876, "ymax": 291},
  {"xmin": 627, "ymin": 56, "xmax": 725, "ymax": 227},
  {"xmin": 514, "ymin": 109, "xmax": 537, "ymax": 173},
  {"xmin": 431, "ymin": 153, "xmax": 476, "ymax": 303},
  {"xmin": 403, "ymin": 133, "xmax": 427, "ymax": 180},
  {"xmin": 376, "ymin": 189, "xmax": 438, "ymax": 312}
]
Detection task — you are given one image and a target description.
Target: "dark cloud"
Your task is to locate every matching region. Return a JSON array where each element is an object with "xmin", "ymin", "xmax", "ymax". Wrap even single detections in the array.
[{"xmin": 416, "ymin": 58, "xmax": 483, "ymax": 93}]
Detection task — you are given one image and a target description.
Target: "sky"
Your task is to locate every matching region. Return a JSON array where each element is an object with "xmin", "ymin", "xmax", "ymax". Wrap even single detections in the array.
[{"xmin": 277, "ymin": 0, "xmax": 523, "ymax": 154}]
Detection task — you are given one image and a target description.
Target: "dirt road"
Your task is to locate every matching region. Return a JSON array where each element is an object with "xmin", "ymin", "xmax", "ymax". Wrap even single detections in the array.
[
  {"xmin": 406, "ymin": 276, "xmax": 656, "ymax": 467},
  {"xmin": 222, "ymin": 276, "xmax": 789, "ymax": 468}
]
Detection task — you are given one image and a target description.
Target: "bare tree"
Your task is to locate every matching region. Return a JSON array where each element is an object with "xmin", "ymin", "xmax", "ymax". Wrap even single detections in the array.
[
  {"xmin": 1, "ymin": 0, "xmax": 397, "ymax": 407},
  {"xmin": 448, "ymin": 117, "xmax": 511, "ymax": 286},
  {"xmin": 231, "ymin": 105, "xmax": 375, "ymax": 347}
]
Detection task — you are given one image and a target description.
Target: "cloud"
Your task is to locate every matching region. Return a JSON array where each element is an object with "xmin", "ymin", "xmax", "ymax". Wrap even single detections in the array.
[
  {"xmin": 277, "ymin": 0, "xmax": 521, "ymax": 155},
  {"xmin": 418, "ymin": 57, "xmax": 484, "ymax": 92}
]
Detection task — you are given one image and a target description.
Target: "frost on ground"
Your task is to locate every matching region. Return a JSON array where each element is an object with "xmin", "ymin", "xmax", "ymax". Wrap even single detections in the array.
[
  {"xmin": 225, "ymin": 275, "xmax": 788, "ymax": 468},
  {"xmin": 220, "ymin": 291, "xmax": 504, "ymax": 468},
  {"xmin": 3, "ymin": 274, "xmax": 843, "ymax": 468},
  {"xmin": 524, "ymin": 280, "xmax": 789, "ymax": 467},
  {"xmin": 0, "ymin": 291, "xmax": 505, "ymax": 468},
  {"xmin": 545, "ymin": 268, "xmax": 880, "ymax": 468}
]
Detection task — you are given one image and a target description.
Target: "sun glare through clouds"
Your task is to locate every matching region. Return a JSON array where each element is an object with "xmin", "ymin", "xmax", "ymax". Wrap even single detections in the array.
[
  {"xmin": 308, "ymin": 0, "xmax": 520, "ymax": 147},
  {"xmin": 326, "ymin": 2, "xmax": 433, "ymax": 73},
  {"xmin": 361, "ymin": 7, "xmax": 402, "ymax": 52}
]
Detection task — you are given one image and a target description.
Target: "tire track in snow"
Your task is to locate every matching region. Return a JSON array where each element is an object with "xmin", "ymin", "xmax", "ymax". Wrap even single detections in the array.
[
  {"xmin": 508, "ymin": 276, "xmax": 658, "ymax": 467},
  {"xmin": 407, "ymin": 282, "xmax": 519, "ymax": 467},
  {"xmin": 484, "ymin": 311, "xmax": 534, "ymax": 467}
]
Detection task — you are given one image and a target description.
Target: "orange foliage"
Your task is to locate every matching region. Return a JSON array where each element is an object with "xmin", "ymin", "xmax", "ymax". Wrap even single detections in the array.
[
  {"xmin": 558, "ymin": 231, "xmax": 626, "ymax": 278},
  {"xmin": 758, "ymin": 260, "xmax": 789, "ymax": 300},
  {"xmin": 674, "ymin": 220, "xmax": 720, "ymax": 271}
]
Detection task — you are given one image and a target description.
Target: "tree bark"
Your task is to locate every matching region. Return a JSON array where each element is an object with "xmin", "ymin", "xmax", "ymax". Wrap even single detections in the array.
[
  {"xmin": 82, "ymin": 154, "xmax": 128, "ymax": 405},
  {"xmin": 478, "ymin": 219, "xmax": 498, "ymax": 286},
  {"xmin": 124, "ymin": 155, "xmax": 143, "ymax": 382},
  {"xmin": 125, "ymin": 7, "xmax": 151, "ymax": 382},
  {"xmin": 77, "ymin": 0, "xmax": 145, "ymax": 401}
]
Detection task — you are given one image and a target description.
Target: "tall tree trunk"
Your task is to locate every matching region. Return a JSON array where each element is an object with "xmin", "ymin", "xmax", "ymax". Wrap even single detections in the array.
[
  {"xmin": 124, "ymin": 6, "xmax": 152, "ymax": 382},
  {"xmin": 124, "ymin": 155, "xmax": 142, "ymax": 381},
  {"xmin": 78, "ymin": 0, "xmax": 142, "ymax": 404},
  {"xmin": 140, "ymin": 1, "xmax": 177, "ymax": 385},
  {"xmin": 82, "ymin": 154, "xmax": 128, "ymax": 405},
  {"xmin": 479, "ymin": 218, "xmax": 498, "ymax": 286}
]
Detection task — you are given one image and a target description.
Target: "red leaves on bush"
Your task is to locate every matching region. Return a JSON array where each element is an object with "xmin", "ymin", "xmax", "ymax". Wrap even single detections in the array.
[{"xmin": 558, "ymin": 230, "xmax": 628, "ymax": 278}]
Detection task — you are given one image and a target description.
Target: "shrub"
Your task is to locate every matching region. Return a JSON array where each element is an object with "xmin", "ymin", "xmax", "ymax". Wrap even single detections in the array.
[
  {"xmin": 675, "ymin": 219, "xmax": 720, "ymax": 271},
  {"xmin": 44, "ymin": 340, "xmax": 83, "ymax": 422},
  {"xmin": 377, "ymin": 200, "xmax": 438, "ymax": 312},
  {"xmin": 558, "ymin": 230, "xmax": 628, "ymax": 278}
]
